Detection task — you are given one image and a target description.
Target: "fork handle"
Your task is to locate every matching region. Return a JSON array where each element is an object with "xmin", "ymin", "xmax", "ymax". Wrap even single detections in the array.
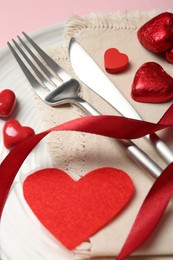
[
  {"xmin": 75, "ymin": 96, "xmax": 162, "ymax": 178},
  {"xmin": 74, "ymin": 96, "xmax": 101, "ymax": 115}
]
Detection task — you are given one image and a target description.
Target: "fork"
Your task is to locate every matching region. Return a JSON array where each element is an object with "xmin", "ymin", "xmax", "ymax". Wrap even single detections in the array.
[{"xmin": 7, "ymin": 32, "xmax": 163, "ymax": 178}]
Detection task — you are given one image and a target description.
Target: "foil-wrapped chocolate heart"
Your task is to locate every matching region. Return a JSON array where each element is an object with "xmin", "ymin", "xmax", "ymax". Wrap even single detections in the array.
[
  {"xmin": 137, "ymin": 12, "xmax": 173, "ymax": 53},
  {"xmin": 131, "ymin": 62, "xmax": 173, "ymax": 103}
]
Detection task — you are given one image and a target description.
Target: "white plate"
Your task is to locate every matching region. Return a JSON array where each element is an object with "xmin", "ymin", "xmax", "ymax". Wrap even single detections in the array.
[{"xmin": 0, "ymin": 22, "xmax": 74, "ymax": 260}]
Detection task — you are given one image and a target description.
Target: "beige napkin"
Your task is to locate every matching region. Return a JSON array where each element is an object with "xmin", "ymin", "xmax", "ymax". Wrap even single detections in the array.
[{"xmin": 34, "ymin": 11, "xmax": 173, "ymax": 259}]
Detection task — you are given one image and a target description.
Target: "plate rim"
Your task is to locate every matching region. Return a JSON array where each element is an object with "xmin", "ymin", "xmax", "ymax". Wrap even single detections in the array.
[{"xmin": 0, "ymin": 21, "xmax": 66, "ymax": 59}]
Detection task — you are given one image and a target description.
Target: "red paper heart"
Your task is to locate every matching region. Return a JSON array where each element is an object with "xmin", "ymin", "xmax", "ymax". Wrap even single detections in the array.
[
  {"xmin": 104, "ymin": 48, "xmax": 129, "ymax": 73},
  {"xmin": 0, "ymin": 89, "xmax": 16, "ymax": 117},
  {"xmin": 137, "ymin": 12, "xmax": 173, "ymax": 53},
  {"xmin": 3, "ymin": 118, "xmax": 35, "ymax": 149},
  {"xmin": 131, "ymin": 62, "xmax": 173, "ymax": 103},
  {"xmin": 23, "ymin": 167, "xmax": 134, "ymax": 250}
]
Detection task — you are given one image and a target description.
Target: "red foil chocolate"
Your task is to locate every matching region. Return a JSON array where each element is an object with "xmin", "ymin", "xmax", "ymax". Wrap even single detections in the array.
[
  {"xmin": 131, "ymin": 62, "xmax": 173, "ymax": 103},
  {"xmin": 137, "ymin": 12, "xmax": 173, "ymax": 53}
]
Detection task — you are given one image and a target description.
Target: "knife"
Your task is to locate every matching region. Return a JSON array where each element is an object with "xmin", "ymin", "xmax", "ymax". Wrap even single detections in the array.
[{"xmin": 69, "ymin": 38, "xmax": 173, "ymax": 165}]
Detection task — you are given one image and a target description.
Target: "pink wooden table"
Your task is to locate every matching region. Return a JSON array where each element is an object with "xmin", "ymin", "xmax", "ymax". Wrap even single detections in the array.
[{"xmin": 1, "ymin": 0, "xmax": 173, "ymax": 48}]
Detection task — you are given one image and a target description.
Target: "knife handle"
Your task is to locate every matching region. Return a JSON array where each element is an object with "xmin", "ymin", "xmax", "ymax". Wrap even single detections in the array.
[
  {"xmin": 74, "ymin": 96, "xmax": 162, "ymax": 178},
  {"xmin": 119, "ymin": 139, "xmax": 162, "ymax": 179},
  {"xmin": 147, "ymin": 133, "xmax": 173, "ymax": 164}
]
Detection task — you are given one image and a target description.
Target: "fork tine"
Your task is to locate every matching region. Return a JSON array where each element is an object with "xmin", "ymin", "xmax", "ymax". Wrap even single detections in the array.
[
  {"xmin": 12, "ymin": 38, "xmax": 56, "ymax": 92},
  {"xmin": 23, "ymin": 32, "xmax": 72, "ymax": 81},
  {"xmin": 17, "ymin": 35, "xmax": 61, "ymax": 87},
  {"xmin": 7, "ymin": 41, "xmax": 48, "ymax": 100}
]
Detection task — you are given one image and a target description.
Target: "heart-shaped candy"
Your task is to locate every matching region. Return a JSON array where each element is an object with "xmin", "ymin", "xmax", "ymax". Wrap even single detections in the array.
[
  {"xmin": 23, "ymin": 167, "xmax": 134, "ymax": 250},
  {"xmin": 131, "ymin": 62, "xmax": 173, "ymax": 103},
  {"xmin": 0, "ymin": 89, "xmax": 16, "ymax": 117},
  {"xmin": 104, "ymin": 48, "xmax": 129, "ymax": 73},
  {"xmin": 137, "ymin": 12, "xmax": 173, "ymax": 53},
  {"xmin": 3, "ymin": 118, "xmax": 35, "ymax": 149}
]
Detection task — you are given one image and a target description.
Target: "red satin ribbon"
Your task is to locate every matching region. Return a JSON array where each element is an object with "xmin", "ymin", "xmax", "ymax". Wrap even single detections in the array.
[
  {"xmin": 117, "ymin": 162, "xmax": 173, "ymax": 259},
  {"xmin": 1, "ymin": 103, "xmax": 173, "ymax": 258}
]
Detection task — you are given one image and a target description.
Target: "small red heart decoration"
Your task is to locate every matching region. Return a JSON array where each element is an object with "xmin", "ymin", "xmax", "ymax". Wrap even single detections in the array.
[
  {"xmin": 131, "ymin": 62, "xmax": 173, "ymax": 103},
  {"xmin": 104, "ymin": 48, "xmax": 129, "ymax": 73},
  {"xmin": 137, "ymin": 12, "xmax": 173, "ymax": 53},
  {"xmin": 23, "ymin": 167, "xmax": 134, "ymax": 250},
  {"xmin": 3, "ymin": 118, "xmax": 35, "ymax": 149},
  {"xmin": 0, "ymin": 89, "xmax": 16, "ymax": 117}
]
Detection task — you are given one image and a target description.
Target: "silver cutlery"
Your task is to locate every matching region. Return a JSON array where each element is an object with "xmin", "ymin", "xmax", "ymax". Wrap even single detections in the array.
[
  {"xmin": 69, "ymin": 38, "xmax": 173, "ymax": 165},
  {"xmin": 7, "ymin": 33, "xmax": 162, "ymax": 178}
]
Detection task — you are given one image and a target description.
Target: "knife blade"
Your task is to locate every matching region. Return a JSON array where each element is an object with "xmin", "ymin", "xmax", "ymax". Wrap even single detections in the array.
[
  {"xmin": 69, "ymin": 38, "xmax": 141, "ymax": 120},
  {"xmin": 68, "ymin": 38, "xmax": 173, "ymax": 164}
]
